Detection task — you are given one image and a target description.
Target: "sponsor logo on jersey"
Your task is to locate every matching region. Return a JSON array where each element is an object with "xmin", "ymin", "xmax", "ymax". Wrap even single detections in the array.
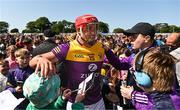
[
  {"xmin": 88, "ymin": 54, "xmax": 95, "ymax": 61},
  {"xmin": 74, "ymin": 54, "xmax": 84, "ymax": 58},
  {"xmin": 88, "ymin": 63, "xmax": 97, "ymax": 72},
  {"xmin": 98, "ymin": 52, "xmax": 103, "ymax": 59}
]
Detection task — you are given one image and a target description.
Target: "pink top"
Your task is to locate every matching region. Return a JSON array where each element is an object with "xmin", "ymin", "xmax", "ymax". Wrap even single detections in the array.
[{"xmin": 5, "ymin": 57, "xmax": 18, "ymax": 69}]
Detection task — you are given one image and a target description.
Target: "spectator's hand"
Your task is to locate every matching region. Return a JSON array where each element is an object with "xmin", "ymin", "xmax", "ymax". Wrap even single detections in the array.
[
  {"xmin": 35, "ymin": 56, "xmax": 56, "ymax": 78},
  {"xmin": 58, "ymin": 87, "xmax": 67, "ymax": 95},
  {"xmin": 120, "ymin": 86, "xmax": 133, "ymax": 99},
  {"xmin": 62, "ymin": 89, "xmax": 71, "ymax": 100},
  {"xmin": 75, "ymin": 92, "xmax": 85, "ymax": 103},
  {"xmin": 15, "ymin": 86, "xmax": 22, "ymax": 93}
]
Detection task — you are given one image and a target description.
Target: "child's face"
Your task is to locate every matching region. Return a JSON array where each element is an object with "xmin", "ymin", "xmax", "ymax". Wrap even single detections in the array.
[
  {"xmin": 7, "ymin": 49, "xmax": 15, "ymax": 56},
  {"xmin": 16, "ymin": 56, "xmax": 30, "ymax": 68},
  {"xmin": 0, "ymin": 61, "xmax": 9, "ymax": 75}
]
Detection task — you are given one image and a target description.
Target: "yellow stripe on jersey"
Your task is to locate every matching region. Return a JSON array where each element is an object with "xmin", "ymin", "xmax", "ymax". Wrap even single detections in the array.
[
  {"xmin": 53, "ymin": 46, "xmax": 61, "ymax": 54},
  {"xmin": 66, "ymin": 40, "xmax": 105, "ymax": 62}
]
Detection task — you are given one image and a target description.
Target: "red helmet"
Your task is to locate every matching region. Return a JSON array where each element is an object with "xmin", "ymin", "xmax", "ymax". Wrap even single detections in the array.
[{"xmin": 75, "ymin": 14, "xmax": 98, "ymax": 30}]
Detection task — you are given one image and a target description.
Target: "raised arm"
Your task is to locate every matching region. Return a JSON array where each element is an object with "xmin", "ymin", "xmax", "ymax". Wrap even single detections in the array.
[
  {"xmin": 105, "ymin": 49, "xmax": 131, "ymax": 70},
  {"xmin": 102, "ymin": 43, "xmax": 131, "ymax": 70}
]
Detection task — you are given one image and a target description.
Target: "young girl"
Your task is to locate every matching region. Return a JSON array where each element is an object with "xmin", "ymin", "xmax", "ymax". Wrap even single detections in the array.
[{"xmin": 5, "ymin": 45, "xmax": 18, "ymax": 70}]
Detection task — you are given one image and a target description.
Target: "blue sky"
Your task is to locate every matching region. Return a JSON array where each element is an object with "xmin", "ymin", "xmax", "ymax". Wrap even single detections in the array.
[{"xmin": 0, "ymin": 0, "xmax": 180, "ymax": 32}]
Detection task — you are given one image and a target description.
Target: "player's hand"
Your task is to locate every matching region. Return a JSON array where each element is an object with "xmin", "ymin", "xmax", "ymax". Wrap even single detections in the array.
[{"xmin": 35, "ymin": 56, "xmax": 56, "ymax": 78}]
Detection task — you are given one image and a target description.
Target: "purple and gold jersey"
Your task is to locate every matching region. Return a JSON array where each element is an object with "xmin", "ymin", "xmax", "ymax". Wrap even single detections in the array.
[{"xmin": 52, "ymin": 40, "xmax": 105, "ymax": 105}]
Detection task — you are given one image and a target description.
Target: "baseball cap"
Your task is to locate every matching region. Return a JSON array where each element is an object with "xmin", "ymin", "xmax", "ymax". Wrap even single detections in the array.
[
  {"xmin": 44, "ymin": 29, "xmax": 56, "ymax": 38},
  {"xmin": 123, "ymin": 22, "xmax": 155, "ymax": 38},
  {"xmin": 23, "ymin": 72, "xmax": 60, "ymax": 108}
]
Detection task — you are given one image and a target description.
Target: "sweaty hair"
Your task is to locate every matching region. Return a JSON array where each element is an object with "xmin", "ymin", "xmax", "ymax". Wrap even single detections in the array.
[
  {"xmin": 135, "ymin": 47, "xmax": 176, "ymax": 92},
  {"xmin": 15, "ymin": 48, "xmax": 30, "ymax": 58}
]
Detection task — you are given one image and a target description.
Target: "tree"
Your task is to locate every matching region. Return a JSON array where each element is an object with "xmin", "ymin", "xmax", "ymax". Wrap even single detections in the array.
[
  {"xmin": 113, "ymin": 28, "xmax": 124, "ymax": 33},
  {"xmin": 27, "ymin": 21, "xmax": 36, "ymax": 29},
  {"xmin": 22, "ymin": 29, "xmax": 28, "ymax": 33},
  {"xmin": 22, "ymin": 29, "xmax": 33, "ymax": 33},
  {"xmin": 52, "ymin": 21, "xmax": 57, "ymax": 25},
  {"xmin": 51, "ymin": 21, "xmax": 64, "ymax": 34},
  {"xmin": 168, "ymin": 25, "xmax": 180, "ymax": 32},
  {"xmin": 25, "ymin": 21, "xmax": 39, "ymax": 33},
  {"xmin": 160, "ymin": 26, "xmax": 170, "ymax": 33},
  {"xmin": 174, "ymin": 27, "xmax": 180, "ymax": 32},
  {"xmin": 35, "ymin": 17, "xmax": 51, "ymax": 32},
  {"xmin": 0, "ymin": 21, "xmax": 9, "ymax": 33},
  {"xmin": 62, "ymin": 20, "xmax": 76, "ymax": 33},
  {"xmin": 99, "ymin": 22, "xmax": 109, "ymax": 33},
  {"xmin": 10, "ymin": 28, "xmax": 19, "ymax": 33},
  {"xmin": 154, "ymin": 23, "xmax": 169, "ymax": 33}
]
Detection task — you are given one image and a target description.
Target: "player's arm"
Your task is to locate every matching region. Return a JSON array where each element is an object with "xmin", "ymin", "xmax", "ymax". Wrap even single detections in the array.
[{"xmin": 29, "ymin": 51, "xmax": 58, "ymax": 78}]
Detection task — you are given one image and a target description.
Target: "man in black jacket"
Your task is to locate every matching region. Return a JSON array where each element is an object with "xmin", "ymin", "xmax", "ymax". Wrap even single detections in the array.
[{"xmin": 32, "ymin": 29, "xmax": 57, "ymax": 57}]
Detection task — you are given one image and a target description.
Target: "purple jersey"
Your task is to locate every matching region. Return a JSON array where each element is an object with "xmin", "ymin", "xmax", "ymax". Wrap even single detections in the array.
[
  {"xmin": 52, "ymin": 40, "xmax": 105, "ymax": 105},
  {"xmin": 7, "ymin": 66, "xmax": 34, "ymax": 95},
  {"xmin": 132, "ymin": 91, "xmax": 180, "ymax": 110}
]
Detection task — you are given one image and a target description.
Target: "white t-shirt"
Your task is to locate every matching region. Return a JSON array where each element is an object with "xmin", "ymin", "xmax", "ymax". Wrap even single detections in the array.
[{"xmin": 0, "ymin": 73, "xmax": 7, "ymax": 92}]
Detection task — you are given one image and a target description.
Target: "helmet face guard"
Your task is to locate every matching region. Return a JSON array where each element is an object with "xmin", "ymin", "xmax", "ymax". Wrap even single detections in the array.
[
  {"xmin": 79, "ymin": 22, "xmax": 99, "ymax": 45},
  {"xmin": 87, "ymin": 22, "xmax": 99, "ymax": 34}
]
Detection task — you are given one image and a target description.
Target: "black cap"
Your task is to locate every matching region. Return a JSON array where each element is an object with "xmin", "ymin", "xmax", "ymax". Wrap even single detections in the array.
[
  {"xmin": 43, "ymin": 29, "xmax": 55, "ymax": 37},
  {"xmin": 123, "ymin": 22, "xmax": 155, "ymax": 38}
]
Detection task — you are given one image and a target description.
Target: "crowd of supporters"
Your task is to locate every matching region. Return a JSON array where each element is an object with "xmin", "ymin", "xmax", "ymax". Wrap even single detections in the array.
[{"xmin": 0, "ymin": 17, "xmax": 180, "ymax": 110}]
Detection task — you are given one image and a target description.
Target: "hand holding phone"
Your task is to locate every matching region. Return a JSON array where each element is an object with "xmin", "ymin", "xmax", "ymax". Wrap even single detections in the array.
[{"xmin": 121, "ymin": 80, "xmax": 127, "ymax": 104}]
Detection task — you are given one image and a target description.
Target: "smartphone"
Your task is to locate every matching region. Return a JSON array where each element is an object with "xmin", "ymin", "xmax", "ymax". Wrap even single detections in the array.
[{"xmin": 121, "ymin": 80, "xmax": 127, "ymax": 104}]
